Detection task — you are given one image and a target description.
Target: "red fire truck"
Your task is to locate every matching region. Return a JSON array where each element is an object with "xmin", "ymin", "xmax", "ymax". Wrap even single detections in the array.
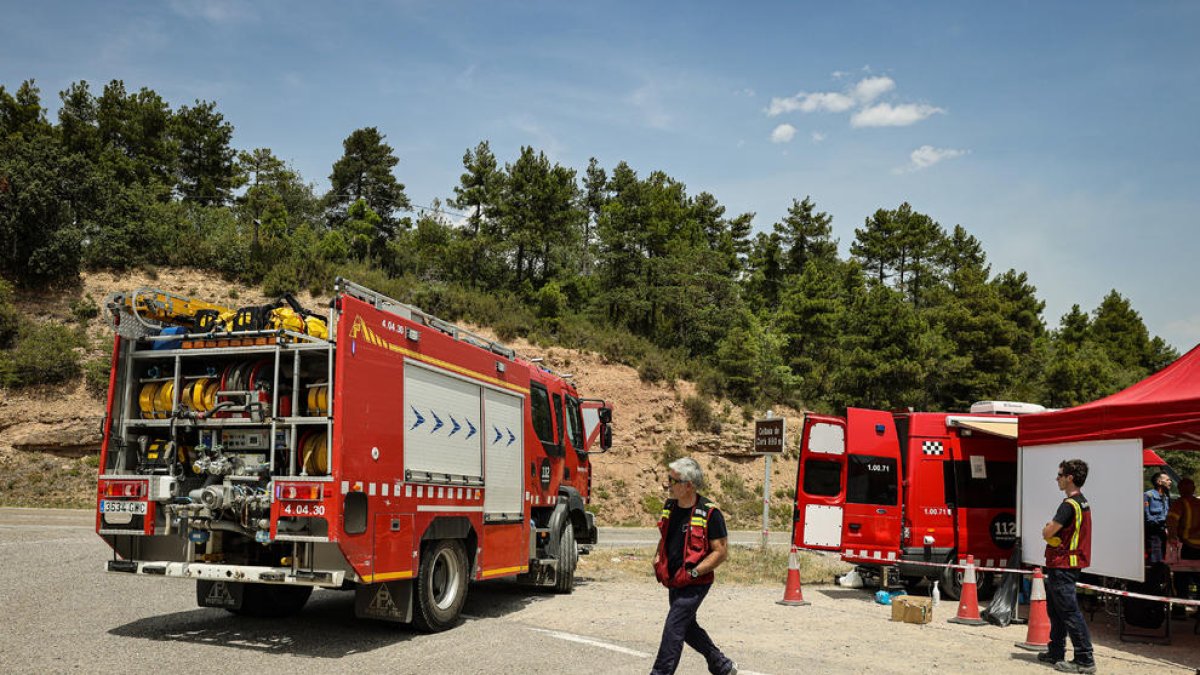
[
  {"xmin": 791, "ymin": 405, "xmax": 1033, "ymax": 599},
  {"xmin": 96, "ymin": 278, "xmax": 612, "ymax": 630}
]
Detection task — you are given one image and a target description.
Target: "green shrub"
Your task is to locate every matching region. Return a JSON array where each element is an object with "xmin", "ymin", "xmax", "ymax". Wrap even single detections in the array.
[
  {"xmin": 0, "ymin": 279, "xmax": 19, "ymax": 349},
  {"xmin": 641, "ymin": 493, "xmax": 664, "ymax": 516},
  {"xmin": 638, "ymin": 357, "xmax": 669, "ymax": 383},
  {"xmin": 658, "ymin": 438, "xmax": 685, "ymax": 466},
  {"xmin": 83, "ymin": 353, "xmax": 112, "ymax": 397},
  {"xmin": 683, "ymin": 395, "xmax": 716, "ymax": 432},
  {"xmin": 0, "ymin": 320, "xmax": 82, "ymax": 387},
  {"xmin": 71, "ymin": 295, "xmax": 99, "ymax": 323}
]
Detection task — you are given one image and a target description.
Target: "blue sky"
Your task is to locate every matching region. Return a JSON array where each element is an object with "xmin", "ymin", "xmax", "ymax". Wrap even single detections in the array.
[{"xmin": 4, "ymin": 1, "xmax": 1199, "ymax": 351}]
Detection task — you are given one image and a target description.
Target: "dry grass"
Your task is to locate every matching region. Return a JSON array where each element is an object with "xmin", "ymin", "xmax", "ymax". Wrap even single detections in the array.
[{"xmin": 579, "ymin": 545, "xmax": 851, "ymax": 586}]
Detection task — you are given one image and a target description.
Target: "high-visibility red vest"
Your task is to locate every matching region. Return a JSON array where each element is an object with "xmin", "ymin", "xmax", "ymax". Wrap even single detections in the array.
[
  {"xmin": 1045, "ymin": 493, "xmax": 1092, "ymax": 569},
  {"xmin": 654, "ymin": 498, "xmax": 717, "ymax": 588}
]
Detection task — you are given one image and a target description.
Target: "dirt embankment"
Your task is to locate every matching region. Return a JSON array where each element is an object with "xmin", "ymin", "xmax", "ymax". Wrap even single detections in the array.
[{"xmin": 0, "ymin": 269, "xmax": 801, "ymax": 526}]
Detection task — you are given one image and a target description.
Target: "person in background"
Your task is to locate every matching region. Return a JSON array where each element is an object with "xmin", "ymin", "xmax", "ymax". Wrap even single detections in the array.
[
  {"xmin": 1144, "ymin": 471, "xmax": 1172, "ymax": 563},
  {"xmin": 1038, "ymin": 459, "xmax": 1095, "ymax": 674},
  {"xmin": 650, "ymin": 457, "xmax": 737, "ymax": 675},
  {"xmin": 1166, "ymin": 477, "xmax": 1200, "ymax": 606}
]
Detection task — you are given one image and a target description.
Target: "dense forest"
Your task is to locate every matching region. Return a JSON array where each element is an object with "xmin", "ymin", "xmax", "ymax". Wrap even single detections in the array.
[{"xmin": 0, "ymin": 77, "xmax": 1187, "ymax": 457}]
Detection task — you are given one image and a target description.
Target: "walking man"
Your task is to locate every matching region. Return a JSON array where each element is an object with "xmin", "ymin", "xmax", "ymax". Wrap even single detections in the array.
[
  {"xmin": 1144, "ymin": 471, "xmax": 1171, "ymax": 563},
  {"xmin": 1038, "ymin": 459, "xmax": 1096, "ymax": 674},
  {"xmin": 651, "ymin": 457, "xmax": 737, "ymax": 675}
]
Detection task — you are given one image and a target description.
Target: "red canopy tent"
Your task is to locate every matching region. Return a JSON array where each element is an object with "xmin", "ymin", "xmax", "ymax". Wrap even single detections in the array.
[{"xmin": 1021, "ymin": 344, "xmax": 1200, "ymax": 451}]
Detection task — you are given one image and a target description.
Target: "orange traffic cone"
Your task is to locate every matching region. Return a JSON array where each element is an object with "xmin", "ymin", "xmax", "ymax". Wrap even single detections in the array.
[
  {"xmin": 947, "ymin": 555, "xmax": 987, "ymax": 625},
  {"xmin": 1015, "ymin": 567, "xmax": 1051, "ymax": 651},
  {"xmin": 777, "ymin": 546, "xmax": 811, "ymax": 606}
]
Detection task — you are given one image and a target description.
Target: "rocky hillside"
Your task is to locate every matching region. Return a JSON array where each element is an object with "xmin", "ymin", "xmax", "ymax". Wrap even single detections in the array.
[{"xmin": 0, "ymin": 269, "xmax": 802, "ymax": 529}]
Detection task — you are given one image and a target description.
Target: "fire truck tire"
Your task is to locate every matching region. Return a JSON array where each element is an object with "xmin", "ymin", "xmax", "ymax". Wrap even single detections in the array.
[
  {"xmin": 552, "ymin": 523, "xmax": 577, "ymax": 594},
  {"xmin": 228, "ymin": 583, "xmax": 312, "ymax": 617},
  {"xmin": 412, "ymin": 539, "xmax": 468, "ymax": 632}
]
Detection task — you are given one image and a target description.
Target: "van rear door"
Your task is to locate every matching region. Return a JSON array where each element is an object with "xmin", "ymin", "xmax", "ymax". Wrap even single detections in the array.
[
  {"xmin": 791, "ymin": 414, "xmax": 847, "ymax": 551},
  {"xmin": 841, "ymin": 408, "xmax": 902, "ymax": 563}
]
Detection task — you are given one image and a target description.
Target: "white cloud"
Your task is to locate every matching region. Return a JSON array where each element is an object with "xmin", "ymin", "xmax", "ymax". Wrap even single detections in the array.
[
  {"xmin": 767, "ymin": 91, "xmax": 854, "ymax": 116},
  {"xmin": 811, "ymin": 131, "xmax": 826, "ymax": 143},
  {"xmin": 851, "ymin": 102, "xmax": 944, "ymax": 127},
  {"xmin": 895, "ymin": 145, "xmax": 967, "ymax": 173},
  {"xmin": 767, "ymin": 75, "xmax": 895, "ymax": 117},
  {"xmin": 853, "ymin": 76, "xmax": 895, "ymax": 104},
  {"xmin": 770, "ymin": 124, "xmax": 797, "ymax": 144}
]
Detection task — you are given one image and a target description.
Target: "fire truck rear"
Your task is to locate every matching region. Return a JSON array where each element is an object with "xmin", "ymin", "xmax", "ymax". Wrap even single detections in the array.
[
  {"xmin": 96, "ymin": 278, "xmax": 612, "ymax": 630},
  {"xmin": 790, "ymin": 404, "xmax": 1039, "ymax": 599}
]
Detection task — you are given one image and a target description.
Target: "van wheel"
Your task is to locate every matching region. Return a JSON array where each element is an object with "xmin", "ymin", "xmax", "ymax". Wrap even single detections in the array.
[
  {"xmin": 412, "ymin": 539, "xmax": 469, "ymax": 632},
  {"xmin": 941, "ymin": 563, "xmax": 963, "ymax": 601},
  {"xmin": 940, "ymin": 558, "xmax": 995, "ymax": 601},
  {"xmin": 553, "ymin": 523, "xmax": 577, "ymax": 594},
  {"xmin": 228, "ymin": 583, "xmax": 312, "ymax": 617}
]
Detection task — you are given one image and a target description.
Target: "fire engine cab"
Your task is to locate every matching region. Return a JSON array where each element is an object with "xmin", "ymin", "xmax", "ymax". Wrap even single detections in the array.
[
  {"xmin": 791, "ymin": 402, "xmax": 1043, "ymax": 598},
  {"xmin": 95, "ymin": 278, "xmax": 612, "ymax": 630}
]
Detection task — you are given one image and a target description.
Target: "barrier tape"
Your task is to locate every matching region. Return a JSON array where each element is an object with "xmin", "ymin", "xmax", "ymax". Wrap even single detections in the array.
[
  {"xmin": 884, "ymin": 559, "xmax": 1200, "ymax": 607},
  {"xmin": 1074, "ymin": 582, "xmax": 1200, "ymax": 608},
  {"xmin": 899, "ymin": 558, "xmax": 1034, "ymax": 575}
]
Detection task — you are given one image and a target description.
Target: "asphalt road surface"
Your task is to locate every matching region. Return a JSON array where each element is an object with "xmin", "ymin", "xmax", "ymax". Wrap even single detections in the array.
[{"xmin": 1, "ymin": 508, "xmax": 1196, "ymax": 674}]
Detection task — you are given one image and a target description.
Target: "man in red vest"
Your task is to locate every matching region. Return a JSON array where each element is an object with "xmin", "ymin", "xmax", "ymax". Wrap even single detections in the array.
[
  {"xmin": 651, "ymin": 457, "xmax": 737, "ymax": 675},
  {"xmin": 1038, "ymin": 458, "xmax": 1095, "ymax": 674}
]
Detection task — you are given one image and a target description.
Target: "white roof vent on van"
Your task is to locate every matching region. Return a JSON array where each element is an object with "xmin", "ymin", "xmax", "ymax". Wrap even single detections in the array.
[{"xmin": 969, "ymin": 400, "xmax": 1046, "ymax": 415}]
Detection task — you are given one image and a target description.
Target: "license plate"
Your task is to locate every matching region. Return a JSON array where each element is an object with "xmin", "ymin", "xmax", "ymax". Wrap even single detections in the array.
[{"xmin": 101, "ymin": 500, "xmax": 147, "ymax": 515}]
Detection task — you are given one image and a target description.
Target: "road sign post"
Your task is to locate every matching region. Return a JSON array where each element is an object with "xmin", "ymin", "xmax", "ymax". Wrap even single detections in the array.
[{"xmin": 755, "ymin": 413, "xmax": 786, "ymax": 549}]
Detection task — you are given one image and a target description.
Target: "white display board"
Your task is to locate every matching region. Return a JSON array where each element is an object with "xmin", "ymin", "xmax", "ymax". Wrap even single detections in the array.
[{"xmin": 1018, "ymin": 438, "xmax": 1143, "ymax": 582}]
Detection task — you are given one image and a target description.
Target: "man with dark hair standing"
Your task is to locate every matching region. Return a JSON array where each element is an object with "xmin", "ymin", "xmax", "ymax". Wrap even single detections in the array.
[
  {"xmin": 1144, "ymin": 471, "xmax": 1172, "ymax": 563},
  {"xmin": 651, "ymin": 457, "xmax": 736, "ymax": 675},
  {"xmin": 1038, "ymin": 459, "xmax": 1096, "ymax": 674}
]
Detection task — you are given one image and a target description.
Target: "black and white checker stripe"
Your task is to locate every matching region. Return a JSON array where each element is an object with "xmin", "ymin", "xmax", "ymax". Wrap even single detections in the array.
[{"xmin": 922, "ymin": 441, "xmax": 944, "ymax": 456}]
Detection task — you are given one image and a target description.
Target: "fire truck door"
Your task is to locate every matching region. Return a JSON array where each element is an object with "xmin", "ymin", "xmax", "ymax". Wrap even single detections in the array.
[
  {"xmin": 791, "ymin": 414, "xmax": 846, "ymax": 551},
  {"xmin": 841, "ymin": 408, "xmax": 902, "ymax": 559}
]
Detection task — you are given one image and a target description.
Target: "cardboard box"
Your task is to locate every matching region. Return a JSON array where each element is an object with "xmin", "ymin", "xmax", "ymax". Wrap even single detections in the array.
[{"xmin": 889, "ymin": 595, "xmax": 933, "ymax": 624}]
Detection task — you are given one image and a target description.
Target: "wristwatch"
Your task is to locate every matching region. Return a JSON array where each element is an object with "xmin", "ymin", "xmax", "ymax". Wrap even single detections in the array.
[{"xmin": 689, "ymin": 568, "xmax": 700, "ymax": 579}]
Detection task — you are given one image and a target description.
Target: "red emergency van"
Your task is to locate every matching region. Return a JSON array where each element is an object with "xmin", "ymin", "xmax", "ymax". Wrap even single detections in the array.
[{"xmin": 791, "ymin": 406, "xmax": 1030, "ymax": 598}]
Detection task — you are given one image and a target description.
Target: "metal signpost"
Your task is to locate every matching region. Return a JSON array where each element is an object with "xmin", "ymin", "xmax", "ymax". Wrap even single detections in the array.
[{"xmin": 754, "ymin": 412, "xmax": 786, "ymax": 548}]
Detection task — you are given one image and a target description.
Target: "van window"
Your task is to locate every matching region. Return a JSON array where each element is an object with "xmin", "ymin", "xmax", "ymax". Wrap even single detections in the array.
[
  {"xmin": 944, "ymin": 460, "xmax": 1016, "ymax": 509},
  {"xmin": 802, "ymin": 459, "xmax": 842, "ymax": 497},
  {"xmin": 846, "ymin": 455, "xmax": 898, "ymax": 505}
]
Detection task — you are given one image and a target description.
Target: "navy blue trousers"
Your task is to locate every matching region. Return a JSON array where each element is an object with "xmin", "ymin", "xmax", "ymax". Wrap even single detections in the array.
[
  {"xmin": 651, "ymin": 584, "xmax": 733, "ymax": 675},
  {"xmin": 1046, "ymin": 568, "xmax": 1094, "ymax": 666}
]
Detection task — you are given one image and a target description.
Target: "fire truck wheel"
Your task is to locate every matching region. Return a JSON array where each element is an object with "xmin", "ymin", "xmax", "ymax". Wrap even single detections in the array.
[
  {"xmin": 552, "ymin": 523, "xmax": 577, "ymax": 594},
  {"xmin": 228, "ymin": 583, "xmax": 312, "ymax": 617},
  {"xmin": 412, "ymin": 538, "xmax": 468, "ymax": 632}
]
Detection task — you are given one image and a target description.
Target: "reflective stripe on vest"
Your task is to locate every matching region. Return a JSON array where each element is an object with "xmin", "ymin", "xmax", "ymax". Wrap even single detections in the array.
[{"xmin": 1068, "ymin": 498, "xmax": 1083, "ymax": 568}]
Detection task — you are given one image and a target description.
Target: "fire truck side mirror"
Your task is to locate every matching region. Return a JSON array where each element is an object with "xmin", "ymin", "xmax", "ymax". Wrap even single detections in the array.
[
  {"xmin": 598, "ymin": 407, "xmax": 612, "ymax": 424},
  {"xmin": 599, "ymin": 424, "xmax": 613, "ymax": 450}
]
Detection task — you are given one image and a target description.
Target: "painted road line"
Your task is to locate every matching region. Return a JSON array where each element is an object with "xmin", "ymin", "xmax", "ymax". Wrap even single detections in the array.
[
  {"xmin": 525, "ymin": 627, "xmax": 652, "ymax": 658},
  {"xmin": 523, "ymin": 626, "xmax": 772, "ymax": 674}
]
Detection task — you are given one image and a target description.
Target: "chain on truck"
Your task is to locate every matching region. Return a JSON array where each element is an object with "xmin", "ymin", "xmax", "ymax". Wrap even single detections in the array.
[
  {"xmin": 790, "ymin": 402, "xmax": 1044, "ymax": 600},
  {"xmin": 96, "ymin": 278, "xmax": 613, "ymax": 631}
]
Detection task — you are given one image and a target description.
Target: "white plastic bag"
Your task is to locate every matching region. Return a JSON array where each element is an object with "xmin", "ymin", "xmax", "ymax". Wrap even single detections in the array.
[{"xmin": 838, "ymin": 569, "xmax": 864, "ymax": 588}]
